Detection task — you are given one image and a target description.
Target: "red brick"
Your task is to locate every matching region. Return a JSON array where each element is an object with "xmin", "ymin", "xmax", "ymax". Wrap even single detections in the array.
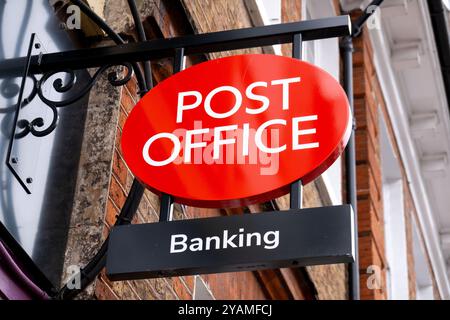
[
  {"xmin": 112, "ymin": 149, "xmax": 128, "ymax": 188},
  {"xmin": 109, "ymin": 176, "xmax": 126, "ymax": 209},
  {"xmin": 126, "ymin": 171, "xmax": 134, "ymax": 191},
  {"xmin": 353, "ymin": 67, "xmax": 366, "ymax": 98},
  {"xmin": 172, "ymin": 277, "xmax": 192, "ymax": 300},
  {"xmin": 118, "ymin": 105, "xmax": 128, "ymax": 131},
  {"xmin": 102, "ymin": 222, "xmax": 110, "ymax": 241},
  {"xmin": 183, "ymin": 276, "xmax": 195, "ymax": 293},
  {"xmin": 105, "ymin": 197, "xmax": 119, "ymax": 227},
  {"xmin": 115, "ymin": 128, "xmax": 123, "ymax": 155},
  {"xmin": 357, "ymin": 164, "xmax": 370, "ymax": 193},
  {"xmin": 99, "ymin": 268, "xmax": 114, "ymax": 288},
  {"xmin": 121, "ymin": 282, "xmax": 141, "ymax": 300},
  {"xmin": 95, "ymin": 278, "xmax": 119, "ymax": 300},
  {"xmin": 125, "ymin": 76, "xmax": 139, "ymax": 100},
  {"xmin": 121, "ymin": 86, "xmax": 136, "ymax": 114}
]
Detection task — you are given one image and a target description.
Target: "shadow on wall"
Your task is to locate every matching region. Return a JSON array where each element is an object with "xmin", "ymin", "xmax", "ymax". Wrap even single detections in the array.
[{"xmin": 0, "ymin": 0, "xmax": 89, "ymax": 287}]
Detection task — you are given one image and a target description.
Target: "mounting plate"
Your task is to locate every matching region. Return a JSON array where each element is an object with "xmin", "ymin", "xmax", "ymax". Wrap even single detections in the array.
[{"xmin": 6, "ymin": 34, "xmax": 49, "ymax": 194}]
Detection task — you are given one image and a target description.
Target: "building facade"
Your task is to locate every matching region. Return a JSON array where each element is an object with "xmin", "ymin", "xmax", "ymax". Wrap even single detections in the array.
[{"xmin": 1, "ymin": 0, "xmax": 449, "ymax": 300}]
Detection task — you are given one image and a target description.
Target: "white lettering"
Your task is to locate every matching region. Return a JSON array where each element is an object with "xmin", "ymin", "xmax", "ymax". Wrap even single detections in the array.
[
  {"xmin": 223, "ymin": 230, "xmax": 237, "ymax": 249},
  {"xmin": 204, "ymin": 86, "xmax": 242, "ymax": 119},
  {"xmin": 271, "ymin": 77, "xmax": 301, "ymax": 110},
  {"xmin": 245, "ymin": 81, "xmax": 269, "ymax": 114},
  {"xmin": 263, "ymin": 231, "xmax": 279, "ymax": 249},
  {"xmin": 170, "ymin": 229, "xmax": 280, "ymax": 253},
  {"xmin": 292, "ymin": 115, "xmax": 319, "ymax": 150},
  {"xmin": 255, "ymin": 119, "xmax": 287, "ymax": 154},
  {"xmin": 177, "ymin": 91, "xmax": 202, "ymax": 123},
  {"xmin": 170, "ymin": 234, "xmax": 188, "ymax": 253},
  {"xmin": 184, "ymin": 128, "xmax": 209, "ymax": 163},
  {"xmin": 205, "ymin": 236, "xmax": 220, "ymax": 250},
  {"xmin": 189, "ymin": 238, "xmax": 203, "ymax": 251},
  {"xmin": 142, "ymin": 133, "xmax": 181, "ymax": 167},
  {"xmin": 213, "ymin": 125, "xmax": 238, "ymax": 160}
]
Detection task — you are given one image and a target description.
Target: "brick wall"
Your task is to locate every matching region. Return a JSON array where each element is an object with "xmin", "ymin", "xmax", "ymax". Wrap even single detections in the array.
[{"xmin": 352, "ymin": 31, "xmax": 387, "ymax": 300}]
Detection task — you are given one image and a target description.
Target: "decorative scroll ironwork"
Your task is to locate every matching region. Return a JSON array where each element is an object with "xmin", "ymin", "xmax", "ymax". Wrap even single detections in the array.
[
  {"xmin": 15, "ymin": 62, "xmax": 133, "ymax": 138},
  {"xmin": 0, "ymin": 76, "xmax": 37, "ymax": 115}
]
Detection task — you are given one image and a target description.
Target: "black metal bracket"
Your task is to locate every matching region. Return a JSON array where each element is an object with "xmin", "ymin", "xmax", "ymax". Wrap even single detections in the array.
[
  {"xmin": 5, "ymin": 33, "xmax": 136, "ymax": 194},
  {"xmin": 18, "ymin": 42, "xmax": 134, "ymax": 139},
  {"xmin": 1, "ymin": 16, "xmax": 351, "ymax": 77},
  {"xmin": 6, "ymin": 34, "xmax": 41, "ymax": 194}
]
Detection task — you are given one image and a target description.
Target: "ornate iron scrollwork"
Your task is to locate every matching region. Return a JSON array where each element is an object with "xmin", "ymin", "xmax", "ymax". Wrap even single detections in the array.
[{"xmin": 16, "ymin": 62, "xmax": 133, "ymax": 138}]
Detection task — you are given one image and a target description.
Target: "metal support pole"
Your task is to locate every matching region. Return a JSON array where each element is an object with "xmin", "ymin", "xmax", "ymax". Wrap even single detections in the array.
[
  {"xmin": 159, "ymin": 194, "xmax": 174, "ymax": 222},
  {"xmin": 173, "ymin": 48, "xmax": 186, "ymax": 74},
  {"xmin": 290, "ymin": 33, "xmax": 303, "ymax": 210},
  {"xmin": 290, "ymin": 180, "xmax": 303, "ymax": 210},
  {"xmin": 342, "ymin": 35, "xmax": 359, "ymax": 300},
  {"xmin": 158, "ymin": 48, "xmax": 185, "ymax": 222},
  {"xmin": 292, "ymin": 33, "xmax": 303, "ymax": 60}
]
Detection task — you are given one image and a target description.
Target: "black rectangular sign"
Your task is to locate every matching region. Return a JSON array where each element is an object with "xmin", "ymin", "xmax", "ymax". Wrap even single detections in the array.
[{"xmin": 106, "ymin": 205, "xmax": 355, "ymax": 281}]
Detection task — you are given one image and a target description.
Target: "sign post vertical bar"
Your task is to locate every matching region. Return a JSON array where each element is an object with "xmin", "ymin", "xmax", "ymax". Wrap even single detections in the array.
[
  {"xmin": 290, "ymin": 33, "xmax": 303, "ymax": 210},
  {"xmin": 290, "ymin": 180, "xmax": 303, "ymax": 210},
  {"xmin": 159, "ymin": 194, "xmax": 174, "ymax": 222},
  {"xmin": 173, "ymin": 48, "xmax": 186, "ymax": 74},
  {"xmin": 292, "ymin": 33, "xmax": 303, "ymax": 60},
  {"xmin": 158, "ymin": 48, "xmax": 186, "ymax": 223}
]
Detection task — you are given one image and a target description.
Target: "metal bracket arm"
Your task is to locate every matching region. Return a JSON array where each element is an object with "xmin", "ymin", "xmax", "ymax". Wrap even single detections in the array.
[{"xmin": 0, "ymin": 16, "xmax": 351, "ymax": 77}]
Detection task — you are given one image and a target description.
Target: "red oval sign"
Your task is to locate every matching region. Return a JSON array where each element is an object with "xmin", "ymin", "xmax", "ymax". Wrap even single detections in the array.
[{"xmin": 122, "ymin": 54, "xmax": 351, "ymax": 208}]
